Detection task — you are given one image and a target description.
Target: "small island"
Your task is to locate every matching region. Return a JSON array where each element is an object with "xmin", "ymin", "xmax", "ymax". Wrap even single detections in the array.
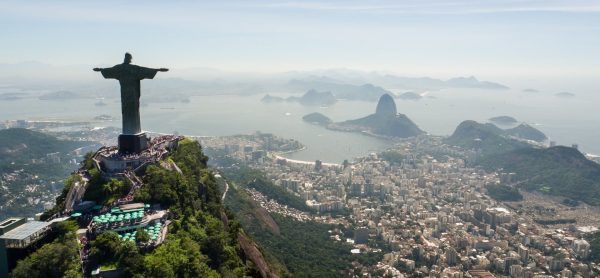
[
  {"xmin": 489, "ymin": 116, "xmax": 518, "ymax": 125},
  {"xmin": 555, "ymin": 92, "xmax": 575, "ymax": 98},
  {"xmin": 522, "ymin": 88, "xmax": 539, "ymax": 93},
  {"xmin": 94, "ymin": 114, "xmax": 116, "ymax": 121},
  {"xmin": 261, "ymin": 94, "xmax": 286, "ymax": 103},
  {"xmin": 302, "ymin": 112, "xmax": 332, "ymax": 126},
  {"xmin": 398, "ymin": 92, "xmax": 422, "ymax": 101},
  {"xmin": 39, "ymin": 90, "xmax": 84, "ymax": 100},
  {"xmin": 0, "ymin": 92, "xmax": 27, "ymax": 101}
]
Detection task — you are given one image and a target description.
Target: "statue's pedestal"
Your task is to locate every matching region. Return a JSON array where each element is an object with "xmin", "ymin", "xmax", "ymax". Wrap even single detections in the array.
[{"xmin": 118, "ymin": 133, "xmax": 149, "ymax": 154}]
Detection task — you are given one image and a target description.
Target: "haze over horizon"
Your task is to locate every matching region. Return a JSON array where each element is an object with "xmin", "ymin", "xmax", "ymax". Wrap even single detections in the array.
[
  {"xmin": 2, "ymin": 0, "xmax": 600, "ymax": 85},
  {"xmin": 5, "ymin": 2, "xmax": 600, "ymax": 277}
]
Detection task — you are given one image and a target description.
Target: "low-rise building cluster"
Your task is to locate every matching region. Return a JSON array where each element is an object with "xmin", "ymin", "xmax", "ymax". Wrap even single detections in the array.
[{"xmin": 214, "ymin": 135, "xmax": 600, "ymax": 277}]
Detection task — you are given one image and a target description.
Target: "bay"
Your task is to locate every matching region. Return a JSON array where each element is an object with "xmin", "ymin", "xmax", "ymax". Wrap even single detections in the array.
[{"xmin": 1, "ymin": 89, "xmax": 599, "ymax": 163}]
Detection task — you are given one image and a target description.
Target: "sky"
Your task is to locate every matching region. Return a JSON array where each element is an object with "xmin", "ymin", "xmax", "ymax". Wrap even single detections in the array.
[{"xmin": 1, "ymin": 0, "xmax": 600, "ymax": 80}]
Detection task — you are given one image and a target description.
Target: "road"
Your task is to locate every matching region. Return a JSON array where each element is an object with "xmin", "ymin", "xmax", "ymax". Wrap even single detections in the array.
[
  {"xmin": 214, "ymin": 173, "xmax": 229, "ymax": 201},
  {"xmin": 221, "ymin": 179, "xmax": 229, "ymax": 201}
]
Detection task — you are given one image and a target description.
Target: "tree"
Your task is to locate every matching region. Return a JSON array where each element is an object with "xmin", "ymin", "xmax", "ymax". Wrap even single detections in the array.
[
  {"xmin": 143, "ymin": 237, "xmax": 219, "ymax": 278},
  {"xmin": 82, "ymin": 151, "xmax": 95, "ymax": 170},
  {"xmin": 11, "ymin": 237, "xmax": 81, "ymax": 278},
  {"xmin": 89, "ymin": 231, "xmax": 121, "ymax": 263},
  {"xmin": 135, "ymin": 228, "xmax": 150, "ymax": 243},
  {"xmin": 118, "ymin": 241, "xmax": 144, "ymax": 278}
]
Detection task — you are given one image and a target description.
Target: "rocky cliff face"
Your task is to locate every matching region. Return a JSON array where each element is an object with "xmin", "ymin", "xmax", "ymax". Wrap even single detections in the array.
[{"xmin": 375, "ymin": 94, "xmax": 397, "ymax": 116}]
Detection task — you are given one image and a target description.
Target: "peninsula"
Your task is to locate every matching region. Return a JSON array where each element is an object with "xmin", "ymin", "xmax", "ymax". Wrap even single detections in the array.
[{"xmin": 328, "ymin": 94, "xmax": 424, "ymax": 138}]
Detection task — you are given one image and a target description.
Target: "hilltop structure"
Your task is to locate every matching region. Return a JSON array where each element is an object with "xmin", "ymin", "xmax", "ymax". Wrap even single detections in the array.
[
  {"xmin": 3, "ymin": 55, "xmax": 275, "ymax": 277},
  {"xmin": 93, "ymin": 53, "xmax": 169, "ymax": 154}
]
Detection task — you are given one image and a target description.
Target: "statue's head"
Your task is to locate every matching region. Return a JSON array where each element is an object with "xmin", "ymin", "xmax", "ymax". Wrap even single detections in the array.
[{"xmin": 124, "ymin": 53, "xmax": 132, "ymax": 64}]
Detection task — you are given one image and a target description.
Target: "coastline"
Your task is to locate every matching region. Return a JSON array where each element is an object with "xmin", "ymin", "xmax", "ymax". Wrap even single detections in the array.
[{"xmin": 270, "ymin": 152, "xmax": 341, "ymax": 167}]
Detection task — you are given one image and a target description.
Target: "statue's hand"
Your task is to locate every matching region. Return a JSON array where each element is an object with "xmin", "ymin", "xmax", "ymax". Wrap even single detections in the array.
[
  {"xmin": 93, "ymin": 68, "xmax": 102, "ymax": 72},
  {"xmin": 158, "ymin": 68, "xmax": 169, "ymax": 72}
]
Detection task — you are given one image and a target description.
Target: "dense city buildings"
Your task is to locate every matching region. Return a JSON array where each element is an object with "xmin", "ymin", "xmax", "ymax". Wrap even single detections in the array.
[{"xmin": 204, "ymin": 134, "xmax": 600, "ymax": 277}]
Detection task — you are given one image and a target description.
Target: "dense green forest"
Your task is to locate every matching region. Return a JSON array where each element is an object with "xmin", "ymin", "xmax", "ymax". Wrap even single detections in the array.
[
  {"xmin": 586, "ymin": 232, "xmax": 600, "ymax": 262},
  {"xmin": 445, "ymin": 120, "xmax": 529, "ymax": 157},
  {"xmin": 212, "ymin": 153, "xmax": 312, "ymax": 212},
  {"xmin": 11, "ymin": 220, "xmax": 82, "ymax": 278},
  {"xmin": 224, "ymin": 173, "xmax": 382, "ymax": 277},
  {"xmin": 479, "ymin": 146, "xmax": 600, "ymax": 205},
  {"xmin": 485, "ymin": 184, "xmax": 523, "ymax": 201},
  {"xmin": 446, "ymin": 121, "xmax": 600, "ymax": 205},
  {"xmin": 504, "ymin": 124, "xmax": 547, "ymax": 142}
]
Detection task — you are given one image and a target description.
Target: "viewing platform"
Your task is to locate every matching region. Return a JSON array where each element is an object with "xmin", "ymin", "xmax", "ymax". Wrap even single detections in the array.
[{"xmin": 94, "ymin": 134, "xmax": 183, "ymax": 175}]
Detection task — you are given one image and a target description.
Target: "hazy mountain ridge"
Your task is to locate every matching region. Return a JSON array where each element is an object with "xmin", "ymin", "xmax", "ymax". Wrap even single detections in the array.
[
  {"xmin": 446, "ymin": 120, "xmax": 547, "ymax": 155},
  {"xmin": 0, "ymin": 128, "xmax": 88, "ymax": 163},
  {"xmin": 287, "ymin": 78, "xmax": 393, "ymax": 101},
  {"xmin": 0, "ymin": 129, "xmax": 95, "ymax": 219},
  {"xmin": 504, "ymin": 124, "xmax": 548, "ymax": 142},
  {"xmin": 447, "ymin": 121, "xmax": 599, "ymax": 205},
  {"xmin": 262, "ymin": 89, "xmax": 337, "ymax": 106},
  {"xmin": 0, "ymin": 62, "xmax": 510, "ymax": 101},
  {"xmin": 445, "ymin": 120, "xmax": 529, "ymax": 156}
]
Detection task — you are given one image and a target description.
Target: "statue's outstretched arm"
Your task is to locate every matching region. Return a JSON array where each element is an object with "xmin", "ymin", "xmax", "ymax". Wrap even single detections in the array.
[
  {"xmin": 93, "ymin": 68, "xmax": 103, "ymax": 72},
  {"xmin": 158, "ymin": 68, "xmax": 169, "ymax": 72}
]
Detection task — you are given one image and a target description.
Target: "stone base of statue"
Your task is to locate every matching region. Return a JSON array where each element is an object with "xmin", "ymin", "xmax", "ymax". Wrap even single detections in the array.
[{"xmin": 118, "ymin": 133, "xmax": 149, "ymax": 154}]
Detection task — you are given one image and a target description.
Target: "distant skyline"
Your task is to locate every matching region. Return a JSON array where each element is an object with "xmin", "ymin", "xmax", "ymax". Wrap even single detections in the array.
[{"xmin": 2, "ymin": 0, "xmax": 600, "ymax": 80}]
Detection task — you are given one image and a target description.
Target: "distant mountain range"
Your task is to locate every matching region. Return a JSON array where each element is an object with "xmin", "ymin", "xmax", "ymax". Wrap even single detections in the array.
[
  {"xmin": 262, "ymin": 89, "xmax": 337, "ymax": 106},
  {"xmin": 39, "ymin": 90, "xmax": 89, "ymax": 100},
  {"xmin": 287, "ymin": 78, "xmax": 394, "ymax": 101},
  {"xmin": 283, "ymin": 69, "xmax": 510, "ymax": 91},
  {"xmin": 0, "ymin": 62, "xmax": 511, "ymax": 102}
]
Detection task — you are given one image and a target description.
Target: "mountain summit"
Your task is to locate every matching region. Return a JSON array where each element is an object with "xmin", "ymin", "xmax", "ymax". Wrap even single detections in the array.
[
  {"xmin": 375, "ymin": 94, "xmax": 397, "ymax": 116},
  {"xmin": 331, "ymin": 94, "xmax": 423, "ymax": 138}
]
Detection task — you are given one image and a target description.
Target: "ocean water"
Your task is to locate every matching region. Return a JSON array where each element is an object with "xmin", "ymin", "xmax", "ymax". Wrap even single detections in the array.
[{"xmin": 1, "ymin": 89, "xmax": 599, "ymax": 163}]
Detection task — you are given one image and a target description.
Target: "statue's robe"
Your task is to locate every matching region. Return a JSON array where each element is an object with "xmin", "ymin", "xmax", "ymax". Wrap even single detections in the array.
[{"xmin": 99, "ymin": 64, "xmax": 159, "ymax": 134}]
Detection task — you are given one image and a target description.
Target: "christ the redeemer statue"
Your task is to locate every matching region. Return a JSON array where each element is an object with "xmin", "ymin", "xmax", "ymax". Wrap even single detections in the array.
[{"xmin": 93, "ymin": 53, "xmax": 168, "ymax": 154}]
